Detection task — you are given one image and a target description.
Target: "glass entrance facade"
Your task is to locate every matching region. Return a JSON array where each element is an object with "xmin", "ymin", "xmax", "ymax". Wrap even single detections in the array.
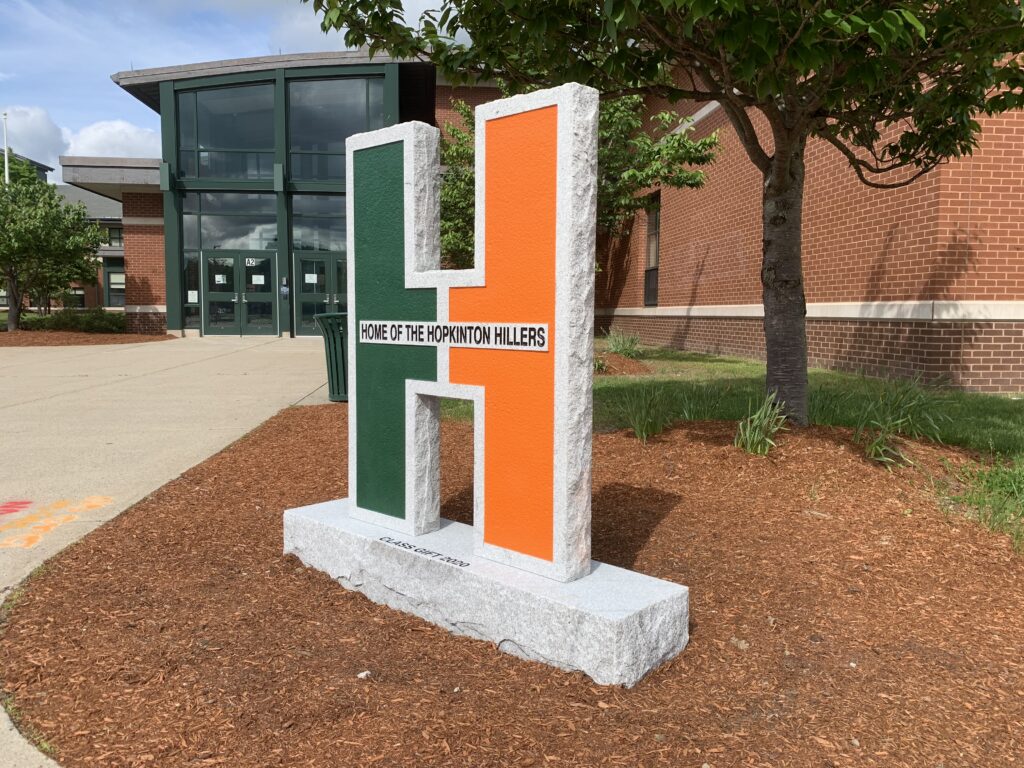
[{"xmin": 160, "ymin": 64, "xmax": 398, "ymax": 335}]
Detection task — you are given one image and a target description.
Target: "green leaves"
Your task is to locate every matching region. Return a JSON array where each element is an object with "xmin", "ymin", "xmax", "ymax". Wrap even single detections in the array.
[
  {"xmin": 439, "ymin": 99, "xmax": 476, "ymax": 269},
  {"xmin": 0, "ymin": 171, "xmax": 103, "ymax": 328},
  {"xmin": 597, "ymin": 96, "xmax": 717, "ymax": 235}
]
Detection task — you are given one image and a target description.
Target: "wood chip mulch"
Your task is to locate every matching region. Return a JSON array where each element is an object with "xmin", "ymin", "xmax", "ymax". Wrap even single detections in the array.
[
  {"xmin": 0, "ymin": 330, "xmax": 177, "ymax": 347},
  {"xmin": 597, "ymin": 352, "xmax": 651, "ymax": 375},
  {"xmin": 2, "ymin": 405, "xmax": 1023, "ymax": 767}
]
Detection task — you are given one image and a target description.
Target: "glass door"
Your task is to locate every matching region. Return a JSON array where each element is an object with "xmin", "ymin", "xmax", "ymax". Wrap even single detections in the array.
[
  {"xmin": 295, "ymin": 254, "xmax": 345, "ymax": 336},
  {"xmin": 204, "ymin": 254, "xmax": 240, "ymax": 335},
  {"xmin": 241, "ymin": 255, "xmax": 276, "ymax": 335},
  {"xmin": 297, "ymin": 256, "xmax": 330, "ymax": 336}
]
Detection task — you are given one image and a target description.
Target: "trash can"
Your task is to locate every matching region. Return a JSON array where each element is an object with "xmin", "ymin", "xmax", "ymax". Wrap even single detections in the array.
[{"xmin": 314, "ymin": 312, "xmax": 348, "ymax": 402}]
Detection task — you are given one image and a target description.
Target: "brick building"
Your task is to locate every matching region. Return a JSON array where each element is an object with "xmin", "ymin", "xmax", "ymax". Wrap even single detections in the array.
[
  {"xmin": 61, "ymin": 52, "xmax": 1022, "ymax": 390},
  {"xmin": 596, "ymin": 102, "xmax": 1024, "ymax": 393},
  {"xmin": 56, "ymin": 185, "xmax": 125, "ymax": 309}
]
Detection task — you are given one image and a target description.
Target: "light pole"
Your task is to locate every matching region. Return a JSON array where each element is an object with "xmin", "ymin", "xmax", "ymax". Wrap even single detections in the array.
[{"xmin": 2, "ymin": 111, "xmax": 8, "ymax": 184}]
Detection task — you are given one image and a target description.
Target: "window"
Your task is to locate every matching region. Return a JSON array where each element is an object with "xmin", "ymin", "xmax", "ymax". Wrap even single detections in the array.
[
  {"xmin": 288, "ymin": 78, "xmax": 385, "ymax": 181},
  {"xmin": 182, "ymin": 192, "xmax": 277, "ymax": 252},
  {"xmin": 106, "ymin": 227, "xmax": 123, "ymax": 247},
  {"xmin": 65, "ymin": 288, "xmax": 86, "ymax": 309},
  {"xmin": 177, "ymin": 84, "xmax": 275, "ymax": 180},
  {"xmin": 106, "ymin": 272, "xmax": 125, "ymax": 307},
  {"xmin": 291, "ymin": 195, "xmax": 345, "ymax": 252},
  {"xmin": 644, "ymin": 200, "xmax": 660, "ymax": 307}
]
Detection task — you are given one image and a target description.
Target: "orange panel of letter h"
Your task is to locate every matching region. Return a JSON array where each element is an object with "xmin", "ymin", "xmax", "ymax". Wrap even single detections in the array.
[{"xmin": 449, "ymin": 106, "xmax": 558, "ymax": 562}]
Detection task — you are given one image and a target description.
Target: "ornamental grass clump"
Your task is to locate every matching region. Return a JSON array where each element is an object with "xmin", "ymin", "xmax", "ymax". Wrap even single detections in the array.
[
  {"xmin": 734, "ymin": 393, "xmax": 787, "ymax": 456},
  {"xmin": 615, "ymin": 384, "xmax": 672, "ymax": 443},
  {"xmin": 606, "ymin": 327, "xmax": 642, "ymax": 359},
  {"xmin": 854, "ymin": 377, "xmax": 947, "ymax": 466}
]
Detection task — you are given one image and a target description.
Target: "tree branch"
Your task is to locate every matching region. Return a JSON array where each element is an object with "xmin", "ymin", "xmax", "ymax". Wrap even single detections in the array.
[{"xmin": 821, "ymin": 132, "xmax": 942, "ymax": 189}]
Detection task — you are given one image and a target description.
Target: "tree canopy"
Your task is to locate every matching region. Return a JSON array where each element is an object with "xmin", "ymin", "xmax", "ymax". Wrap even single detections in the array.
[
  {"xmin": 309, "ymin": 0, "xmax": 1024, "ymax": 423},
  {"xmin": 0, "ymin": 158, "xmax": 103, "ymax": 331},
  {"xmin": 438, "ymin": 94, "xmax": 716, "ymax": 269}
]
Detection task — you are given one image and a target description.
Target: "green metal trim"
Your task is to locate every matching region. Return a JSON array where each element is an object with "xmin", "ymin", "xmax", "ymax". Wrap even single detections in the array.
[
  {"xmin": 171, "ymin": 66, "xmax": 386, "ymax": 93},
  {"xmin": 383, "ymin": 63, "xmax": 400, "ymax": 126},
  {"xmin": 284, "ymin": 65, "xmax": 386, "ymax": 79},
  {"xmin": 277, "ymin": 190, "xmax": 290, "ymax": 335},
  {"xmin": 177, "ymin": 179, "xmax": 276, "ymax": 192},
  {"xmin": 172, "ymin": 72, "xmax": 276, "ymax": 91},
  {"xmin": 274, "ymin": 70, "xmax": 287, "ymax": 168},
  {"xmin": 160, "ymin": 80, "xmax": 183, "ymax": 331},
  {"xmin": 286, "ymin": 181, "xmax": 345, "ymax": 194}
]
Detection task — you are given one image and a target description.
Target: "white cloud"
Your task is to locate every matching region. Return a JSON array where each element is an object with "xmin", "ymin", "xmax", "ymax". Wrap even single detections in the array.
[
  {"xmin": 65, "ymin": 120, "xmax": 160, "ymax": 159},
  {"xmin": 2, "ymin": 105, "xmax": 159, "ymax": 181},
  {"xmin": 269, "ymin": 6, "xmax": 347, "ymax": 54},
  {"xmin": 2, "ymin": 105, "xmax": 65, "ymax": 173}
]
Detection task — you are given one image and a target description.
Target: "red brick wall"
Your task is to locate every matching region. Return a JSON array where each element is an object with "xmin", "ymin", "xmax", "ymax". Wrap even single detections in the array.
[
  {"xmin": 599, "ymin": 315, "xmax": 1024, "ymax": 393},
  {"xmin": 593, "ymin": 99, "xmax": 1024, "ymax": 390},
  {"xmin": 122, "ymin": 192, "xmax": 166, "ymax": 335},
  {"xmin": 127, "ymin": 312, "xmax": 167, "ymax": 335},
  {"xmin": 599, "ymin": 109, "xmax": 1024, "ymax": 310},
  {"xmin": 434, "ymin": 84, "xmax": 503, "ymax": 139}
]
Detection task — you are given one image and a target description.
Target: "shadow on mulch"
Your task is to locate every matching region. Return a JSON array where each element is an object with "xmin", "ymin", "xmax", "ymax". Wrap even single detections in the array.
[{"xmin": 2, "ymin": 404, "xmax": 1023, "ymax": 767}]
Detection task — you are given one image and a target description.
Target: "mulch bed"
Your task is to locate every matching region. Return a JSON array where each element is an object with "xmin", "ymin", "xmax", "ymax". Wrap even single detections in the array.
[
  {"xmin": 2, "ymin": 405, "xmax": 1023, "ymax": 767},
  {"xmin": 0, "ymin": 331, "xmax": 176, "ymax": 347},
  {"xmin": 597, "ymin": 352, "xmax": 651, "ymax": 375}
]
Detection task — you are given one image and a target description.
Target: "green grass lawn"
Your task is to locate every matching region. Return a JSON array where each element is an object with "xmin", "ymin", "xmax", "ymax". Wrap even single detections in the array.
[
  {"xmin": 594, "ymin": 342, "xmax": 1024, "ymax": 456},
  {"xmin": 446, "ymin": 337, "xmax": 1024, "ymax": 547}
]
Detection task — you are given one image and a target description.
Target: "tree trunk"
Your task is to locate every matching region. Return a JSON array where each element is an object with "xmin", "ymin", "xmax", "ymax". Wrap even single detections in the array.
[
  {"xmin": 761, "ymin": 138, "xmax": 809, "ymax": 426},
  {"xmin": 5, "ymin": 276, "xmax": 21, "ymax": 332}
]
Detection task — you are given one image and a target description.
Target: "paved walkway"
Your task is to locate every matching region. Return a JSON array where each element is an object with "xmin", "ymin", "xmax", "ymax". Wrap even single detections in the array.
[{"xmin": 0, "ymin": 336, "xmax": 330, "ymax": 766}]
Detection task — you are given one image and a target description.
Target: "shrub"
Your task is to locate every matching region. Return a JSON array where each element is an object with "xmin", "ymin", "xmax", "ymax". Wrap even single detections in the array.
[
  {"xmin": 605, "ymin": 327, "xmax": 642, "ymax": 359},
  {"xmin": 593, "ymin": 356, "xmax": 608, "ymax": 374},
  {"xmin": 614, "ymin": 384, "xmax": 672, "ymax": 443},
  {"xmin": 20, "ymin": 308, "xmax": 126, "ymax": 334},
  {"xmin": 734, "ymin": 393, "xmax": 787, "ymax": 456}
]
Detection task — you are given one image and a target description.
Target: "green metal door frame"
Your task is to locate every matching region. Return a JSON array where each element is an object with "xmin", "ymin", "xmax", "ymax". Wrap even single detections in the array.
[
  {"xmin": 293, "ymin": 252, "xmax": 342, "ymax": 336},
  {"xmin": 201, "ymin": 252, "xmax": 280, "ymax": 336},
  {"xmin": 202, "ymin": 253, "xmax": 241, "ymax": 335},
  {"xmin": 240, "ymin": 253, "xmax": 279, "ymax": 336}
]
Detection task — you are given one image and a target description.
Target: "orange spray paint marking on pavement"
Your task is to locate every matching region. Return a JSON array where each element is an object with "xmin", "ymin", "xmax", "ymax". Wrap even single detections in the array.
[{"xmin": 0, "ymin": 496, "xmax": 113, "ymax": 549}]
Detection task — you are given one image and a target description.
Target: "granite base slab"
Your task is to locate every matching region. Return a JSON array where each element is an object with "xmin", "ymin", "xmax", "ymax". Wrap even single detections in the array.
[{"xmin": 283, "ymin": 499, "xmax": 689, "ymax": 686}]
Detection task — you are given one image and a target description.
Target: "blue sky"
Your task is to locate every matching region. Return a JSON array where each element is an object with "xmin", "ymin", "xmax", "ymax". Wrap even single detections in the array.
[{"xmin": 0, "ymin": 0, "xmax": 351, "ymax": 179}]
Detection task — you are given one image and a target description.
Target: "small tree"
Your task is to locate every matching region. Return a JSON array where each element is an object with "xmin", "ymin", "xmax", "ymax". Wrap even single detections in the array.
[
  {"xmin": 440, "ymin": 99, "xmax": 476, "ymax": 269},
  {"xmin": 0, "ymin": 159, "xmax": 103, "ymax": 331},
  {"xmin": 438, "ymin": 94, "xmax": 716, "ymax": 268},
  {"xmin": 309, "ymin": 0, "xmax": 1024, "ymax": 424}
]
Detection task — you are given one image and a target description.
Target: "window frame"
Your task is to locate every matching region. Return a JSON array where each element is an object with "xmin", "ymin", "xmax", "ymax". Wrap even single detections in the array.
[{"xmin": 644, "ymin": 196, "xmax": 660, "ymax": 307}]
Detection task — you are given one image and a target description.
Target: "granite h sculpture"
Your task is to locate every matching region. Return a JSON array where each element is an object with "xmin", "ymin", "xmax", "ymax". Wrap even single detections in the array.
[{"xmin": 284, "ymin": 83, "xmax": 689, "ymax": 686}]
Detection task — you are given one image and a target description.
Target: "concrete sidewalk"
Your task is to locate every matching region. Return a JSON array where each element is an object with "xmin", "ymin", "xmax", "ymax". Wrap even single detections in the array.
[{"xmin": 0, "ymin": 336, "xmax": 330, "ymax": 766}]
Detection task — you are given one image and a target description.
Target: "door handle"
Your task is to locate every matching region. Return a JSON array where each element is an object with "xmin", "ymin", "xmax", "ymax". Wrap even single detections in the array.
[
  {"xmin": 242, "ymin": 294, "xmax": 248, "ymax": 303},
  {"xmin": 231, "ymin": 294, "xmax": 239, "ymax": 303}
]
